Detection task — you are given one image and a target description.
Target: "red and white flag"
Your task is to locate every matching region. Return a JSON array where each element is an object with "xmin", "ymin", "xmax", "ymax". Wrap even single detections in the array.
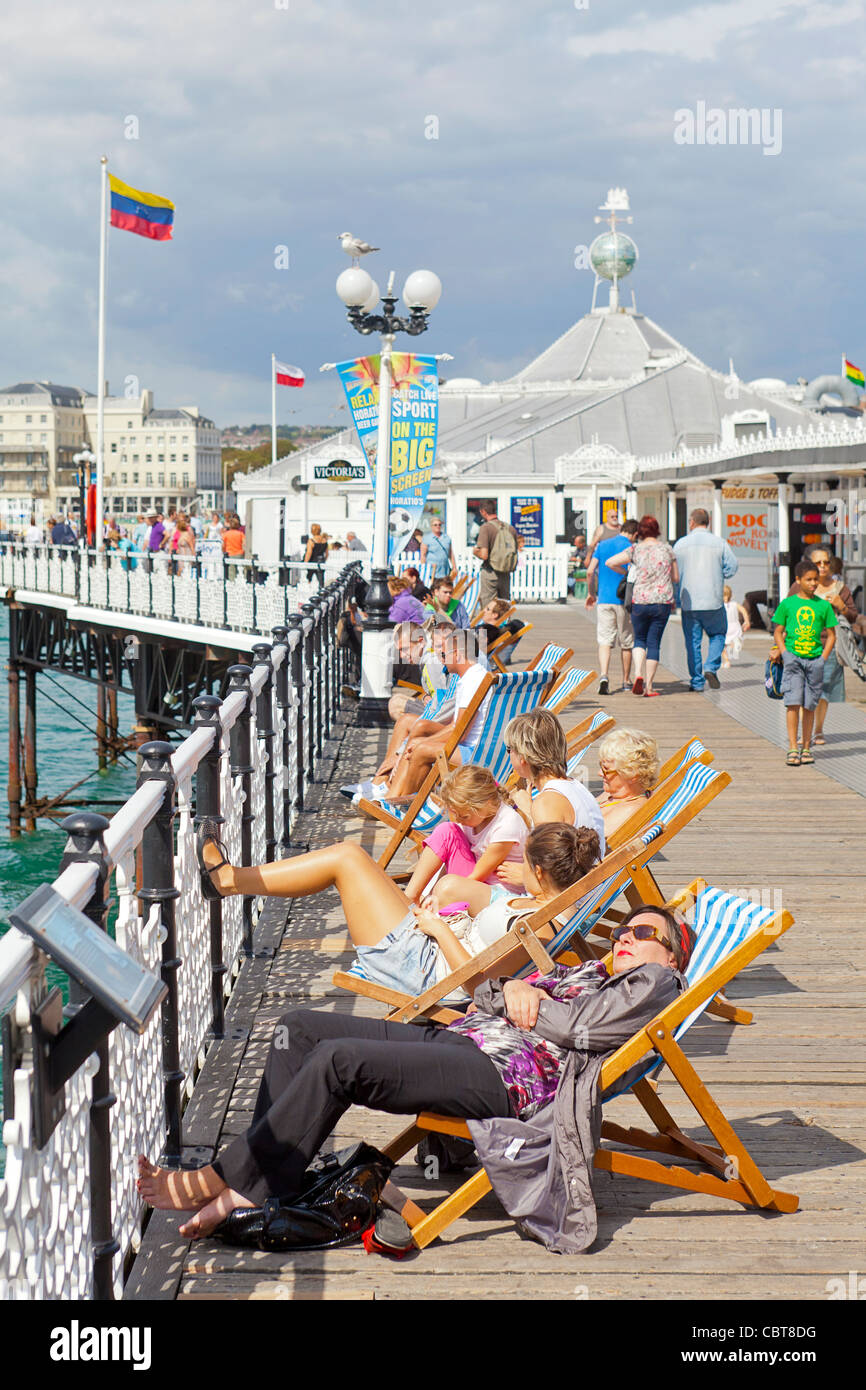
[{"xmin": 274, "ymin": 359, "xmax": 305, "ymax": 388}]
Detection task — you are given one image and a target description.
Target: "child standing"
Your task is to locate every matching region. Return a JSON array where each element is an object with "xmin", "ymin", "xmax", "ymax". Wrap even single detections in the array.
[
  {"xmin": 772, "ymin": 558, "xmax": 837, "ymax": 766},
  {"xmin": 404, "ymin": 766, "xmax": 528, "ymax": 908},
  {"xmin": 722, "ymin": 585, "xmax": 750, "ymax": 666}
]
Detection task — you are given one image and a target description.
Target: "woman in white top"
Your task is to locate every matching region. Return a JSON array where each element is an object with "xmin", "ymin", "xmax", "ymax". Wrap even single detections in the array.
[{"xmin": 198, "ymin": 818, "xmax": 600, "ymax": 1001}]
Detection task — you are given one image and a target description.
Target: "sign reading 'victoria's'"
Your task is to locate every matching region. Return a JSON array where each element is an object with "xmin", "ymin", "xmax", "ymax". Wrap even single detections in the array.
[{"xmin": 313, "ymin": 460, "xmax": 367, "ymax": 482}]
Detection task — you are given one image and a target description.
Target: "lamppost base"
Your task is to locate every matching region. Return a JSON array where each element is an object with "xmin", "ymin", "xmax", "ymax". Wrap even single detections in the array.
[{"xmin": 355, "ymin": 695, "xmax": 392, "ymax": 728}]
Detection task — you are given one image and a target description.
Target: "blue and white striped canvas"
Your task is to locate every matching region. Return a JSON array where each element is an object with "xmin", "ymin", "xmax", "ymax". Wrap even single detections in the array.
[
  {"xmin": 534, "ymin": 644, "xmax": 570, "ymax": 673},
  {"xmin": 515, "ymin": 764, "xmax": 725, "ymax": 976},
  {"xmin": 545, "ymin": 666, "xmax": 593, "ymax": 711},
  {"xmin": 461, "ymin": 574, "xmax": 481, "ymax": 619},
  {"xmin": 603, "ymin": 885, "xmax": 780, "ymax": 1097},
  {"xmin": 421, "ymin": 673, "xmax": 460, "ymax": 723},
  {"xmin": 565, "ymin": 710, "xmax": 611, "ymax": 777}
]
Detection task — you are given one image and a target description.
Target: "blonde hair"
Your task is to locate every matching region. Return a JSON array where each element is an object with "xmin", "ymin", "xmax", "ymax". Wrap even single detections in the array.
[
  {"xmin": 387, "ymin": 575, "xmax": 411, "ymax": 597},
  {"xmin": 597, "ymin": 728, "xmax": 659, "ymax": 791},
  {"xmin": 504, "ymin": 709, "xmax": 568, "ymax": 779},
  {"xmin": 438, "ymin": 765, "xmax": 517, "ymax": 822},
  {"xmin": 723, "ymin": 585, "xmax": 732, "ymax": 602}
]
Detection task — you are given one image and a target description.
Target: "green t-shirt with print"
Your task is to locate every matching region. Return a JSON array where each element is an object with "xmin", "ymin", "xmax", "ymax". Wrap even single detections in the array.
[{"xmin": 772, "ymin": 595, "xmax": 837, "ymax": 659}]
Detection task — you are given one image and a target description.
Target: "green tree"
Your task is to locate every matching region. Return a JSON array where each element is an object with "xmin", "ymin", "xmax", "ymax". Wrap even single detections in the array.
[{"xmin": 221, "ymin": 439, "xmax": 297, "ymax": 488}]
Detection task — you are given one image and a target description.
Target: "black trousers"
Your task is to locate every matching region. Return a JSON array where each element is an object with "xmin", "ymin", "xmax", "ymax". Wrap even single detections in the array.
[{"xmin": 213, "ymin": 1009, "xmax": 511, "ymax": 1203}]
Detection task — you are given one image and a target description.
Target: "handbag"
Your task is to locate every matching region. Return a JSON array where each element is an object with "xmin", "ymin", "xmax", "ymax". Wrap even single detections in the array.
[{"xmin": 213, "ymin": 1142, "xmax": 395, "ymax": 1251}]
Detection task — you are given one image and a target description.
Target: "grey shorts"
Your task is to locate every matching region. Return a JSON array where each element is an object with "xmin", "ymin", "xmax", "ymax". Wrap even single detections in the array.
[
  {"xmin": 597, "ymin": 603, "xmax": 634, "ymax": 650},
  {"xmin": 781, "ymin": 651, "xmax": 825, "ymax": 710}
]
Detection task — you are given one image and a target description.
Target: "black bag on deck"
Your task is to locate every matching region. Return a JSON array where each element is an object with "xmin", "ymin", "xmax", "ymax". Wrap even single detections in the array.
[{"xmin": 214, "ymin": 1142, "xmax": 394, "ymax": 1251}]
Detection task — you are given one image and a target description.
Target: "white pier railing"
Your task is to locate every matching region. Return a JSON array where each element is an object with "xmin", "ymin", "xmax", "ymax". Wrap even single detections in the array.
[
  {"xmin": 0, "ymin": 567, "xmax": 356, "ymax": 1300},
  {"xmin": 0, "ymin": 545, "xmax": 358, "ymax": 637}
]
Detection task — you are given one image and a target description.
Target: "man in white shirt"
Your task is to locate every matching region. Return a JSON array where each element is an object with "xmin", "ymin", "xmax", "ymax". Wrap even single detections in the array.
[
  {"xmin": 385, "ymin": 630, "xmax": 491, "ymax": 798},
  {"xmin": 24, "ymin": 516, "xmax": 43, "ymax": 545}
]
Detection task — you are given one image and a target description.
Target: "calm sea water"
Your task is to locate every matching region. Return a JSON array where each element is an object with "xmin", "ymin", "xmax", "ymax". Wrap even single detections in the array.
[{"xmin": 0, "ymin": 602, "xmax": 139, "ymax": 1173}]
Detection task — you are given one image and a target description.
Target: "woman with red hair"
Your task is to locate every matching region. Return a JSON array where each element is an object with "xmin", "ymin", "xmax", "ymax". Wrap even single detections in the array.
[{"xmin": 606, "ymin": 515, "xmax": 678, "ymax": 697}]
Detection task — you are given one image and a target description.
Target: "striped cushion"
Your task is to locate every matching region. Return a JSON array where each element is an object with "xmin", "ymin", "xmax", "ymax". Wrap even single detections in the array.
[{"xmin": 546, "ymin": 666, "xmax": 593, "ymax": 710}]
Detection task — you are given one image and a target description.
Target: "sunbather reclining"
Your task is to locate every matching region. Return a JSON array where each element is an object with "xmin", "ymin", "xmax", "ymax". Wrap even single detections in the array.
[
  {"xmin": 375, "ymin": 627, "xmax": 491, "ymax": 799},
  {"xmin": 196, "ymin": 816, "xmax": 600, "ymax": 1000},
  {"xmin": 137, "ymin": 902, "xmax": 690, "ymax": 1249}
]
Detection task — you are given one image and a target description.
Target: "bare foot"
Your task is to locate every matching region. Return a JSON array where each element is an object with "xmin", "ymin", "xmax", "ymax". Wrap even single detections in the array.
[
  {"xmin": 179, "ymin": 1187, "xmax": 256, "ymax": 1239},
  {"xmin": 137, "ymin": 1155, "xmax": 226, "ymax": 1211}
]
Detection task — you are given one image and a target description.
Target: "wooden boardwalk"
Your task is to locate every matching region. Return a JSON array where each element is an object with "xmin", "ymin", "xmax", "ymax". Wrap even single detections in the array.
[{"xmin": 126, "ymin": 604, "xmax": 866, "ymax": 1301}]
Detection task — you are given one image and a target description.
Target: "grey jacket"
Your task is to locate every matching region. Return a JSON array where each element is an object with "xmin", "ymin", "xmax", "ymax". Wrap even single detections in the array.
[{"xmin": 467, "ymin": 963, "xmax": 685, "ymax": 1253}]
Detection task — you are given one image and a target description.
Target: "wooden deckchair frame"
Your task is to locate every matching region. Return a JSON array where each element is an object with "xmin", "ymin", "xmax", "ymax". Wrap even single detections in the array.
[
  {"xmin": 488, "ymin": 624, "xmax": 533, "ymax": 673},
  {"xmin": 378, "ymin": 881, "xmax": 798, "ymax": 1249},
  {"xmin": 332, "ymin": 835, "xmax": 652, "ymax": 1023}
]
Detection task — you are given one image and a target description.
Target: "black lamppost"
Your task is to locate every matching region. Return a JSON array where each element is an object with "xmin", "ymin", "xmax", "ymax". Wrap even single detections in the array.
[{"xmin": 336, "ymin": 266, "xmax": 442, "ymax": 726}]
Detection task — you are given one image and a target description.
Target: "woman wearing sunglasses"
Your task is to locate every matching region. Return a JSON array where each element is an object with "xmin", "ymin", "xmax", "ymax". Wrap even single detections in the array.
[{"xmin": 137, "ymin": 900, "xmax": 691, "ymax": 1255}]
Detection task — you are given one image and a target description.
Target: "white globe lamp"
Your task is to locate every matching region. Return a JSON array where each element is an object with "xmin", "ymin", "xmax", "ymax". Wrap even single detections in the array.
[
  {"xmin": 360, "ymin": 280, "xmax": 380, "ymax": 314},
  {"xmin": 336, "ymin": 267, "xmax": 374, "ymax": 308},
  {"xmin": 402, "ymin": 269, "xmax": 442, "ymax": 312}
]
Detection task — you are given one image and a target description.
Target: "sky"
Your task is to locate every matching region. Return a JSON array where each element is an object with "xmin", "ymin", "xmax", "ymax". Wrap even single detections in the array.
[{"xmin": 3, "ymin": 0, "xmax": 865, "ymax": 429}]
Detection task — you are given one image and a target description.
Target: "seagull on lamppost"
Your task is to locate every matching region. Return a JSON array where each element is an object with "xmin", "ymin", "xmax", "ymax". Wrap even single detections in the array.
[{"xmin": 338, "ymin": 232, "xmax": 380, "ymax": 265}]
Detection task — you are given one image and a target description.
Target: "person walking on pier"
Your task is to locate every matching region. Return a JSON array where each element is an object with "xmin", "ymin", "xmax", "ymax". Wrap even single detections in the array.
[
  {"xmin": 584, "ymin": 517, "xmax": 636, "ymax": 695},
  {"xmin": 673, "ymin": 508, "xmax": 738, "ymax": 692},
  {"xmin": 473, "ymin": 502, "xmax": 519, "ymax": 608},
  {"xmin": 420, "ymin": 517, "xmax": 455, "ymax": 579},
  {"xmin": 773, "ymin": 557, "xmax": 837, "ymax": 765}
]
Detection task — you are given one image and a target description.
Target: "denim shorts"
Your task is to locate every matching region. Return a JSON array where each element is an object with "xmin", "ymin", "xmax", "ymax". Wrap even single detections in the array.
[
  {"xmin": 781, "ymin": 651, "xmax": 824, "ymax": 710},
  {"xmin": 354, "ymin": 911, "xmax": 440, "ymax": 995}
]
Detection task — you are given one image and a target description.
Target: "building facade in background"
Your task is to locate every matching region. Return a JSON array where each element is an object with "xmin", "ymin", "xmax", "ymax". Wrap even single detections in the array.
[{"xmin": 0, "ymin": 381, "xmax": 221, "ymax": 527}]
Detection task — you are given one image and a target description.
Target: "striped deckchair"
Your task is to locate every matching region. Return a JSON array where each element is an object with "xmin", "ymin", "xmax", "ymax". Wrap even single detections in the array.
[
  {"xmin": 527, "ymin": 643, "xmax": 573, "ymax": 674},
  {"xmin": 565, "ymin": 710, "xmax": 615, "ymax": 776},
  {"xmin": 336, "ymin": 762, "xmax": 732, "ymax": 1019},
  {"xmin": 379, "ymin": 882, "xmax": 797, "ymax": 1248},
  {"xmin": 420, "ymin": 672, "xmax": 460, "ymax": 723},
  {"xmin": 460, "ymin": 573, "xmax": 482, "ymax": 622},
  {"xmin": 357, "ymin": 668, "xmax": 555, "ymax": 870},
  {"xmin": 657, "ymin": 737, "xmax": 713, "ymax": 783},
  {"xmin": 542, "ymin": 665, "xmax": 597, "ymax": 715}
]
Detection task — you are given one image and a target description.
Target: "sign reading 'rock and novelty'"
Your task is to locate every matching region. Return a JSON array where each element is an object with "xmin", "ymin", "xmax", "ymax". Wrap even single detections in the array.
[{"xmin": 336, "ymin": 353, "xmax": 439, "ymax": 563}]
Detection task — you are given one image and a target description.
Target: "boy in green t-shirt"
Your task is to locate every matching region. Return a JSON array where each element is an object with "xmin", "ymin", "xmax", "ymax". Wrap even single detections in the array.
[{"xmin": 772, "ymin": 559, "xmax": 837, "ymax": 766}]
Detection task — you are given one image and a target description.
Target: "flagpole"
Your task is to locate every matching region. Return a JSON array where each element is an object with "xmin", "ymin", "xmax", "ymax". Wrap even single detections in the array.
[
  {"xmin": 95, "ymin": 155, "xmax": 109, "ymax": 552},
  {"xmin": 271, "ymin": 353, "xmax": 277, "ymax": 468}
]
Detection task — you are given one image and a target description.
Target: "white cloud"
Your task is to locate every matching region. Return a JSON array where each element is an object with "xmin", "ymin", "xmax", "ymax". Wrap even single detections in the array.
[{"xmin": 566, "ymin": 0, "xmax": 854, "ymax": 62}]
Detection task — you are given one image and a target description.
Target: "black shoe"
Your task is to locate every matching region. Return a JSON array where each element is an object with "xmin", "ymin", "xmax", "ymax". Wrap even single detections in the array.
[
  {"xmin": 196, "ymin": 818, "xmax": 230, "ymax": 901},
  {"xmin": 598, "ymin": 676, "xmax": 610, "ymax": 696},
  {"xmin": 705, "ymin": 672, "xmax": 721, "ymax": 689}
]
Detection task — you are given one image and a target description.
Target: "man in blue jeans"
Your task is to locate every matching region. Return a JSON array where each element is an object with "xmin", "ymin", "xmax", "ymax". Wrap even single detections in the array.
[{"xmin": 673, "ymin": 508, "xmax": 738, "ymax": 691}]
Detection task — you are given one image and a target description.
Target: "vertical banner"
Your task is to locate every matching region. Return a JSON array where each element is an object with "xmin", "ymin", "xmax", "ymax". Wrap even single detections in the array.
[
  {"xmin": 510, "ymin": 495, "xmax": 543, "ymax": 547},
  {"xmin": 336, "ymin": 353, "xmax": 439, "ymax": 564}
]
